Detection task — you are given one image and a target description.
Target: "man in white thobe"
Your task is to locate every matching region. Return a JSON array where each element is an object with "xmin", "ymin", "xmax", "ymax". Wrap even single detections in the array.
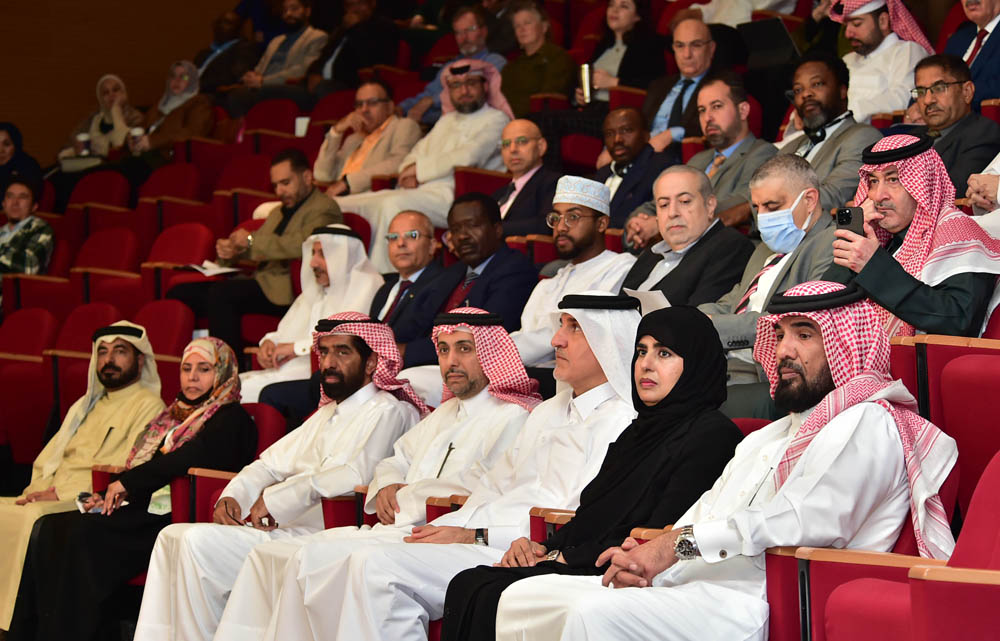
[
  {"xmin": 494, "ymin": 280, "xmax": 958, "ymax": 641},
  {"xmin": 308, "ymin": 291, "xmax": 641, "ymax": 641},
  {"xmin": 133, "ymin": 313, "xmax": 425, "ymax": 641},
  {"xmin": 213, "ymin": 307, "xmax": 540, "ymax": 640},
  {"xmin": 511, "ymin": 176, "xmax": 636, "ymax": 367},
  {"xmin": 832, "ymin": 0, "xmax": 933, "ymax": 123},
  {"xmin": 240, "ymin": 224, "xmax": 383, "ymax": 402},
  {"xmin": 334, "ymin": 58, "xmax": 512, "ymax": 271}
]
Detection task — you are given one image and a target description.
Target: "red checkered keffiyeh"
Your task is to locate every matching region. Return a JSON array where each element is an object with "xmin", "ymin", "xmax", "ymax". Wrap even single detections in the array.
[
  {"xmin": 831, "ymin": 0, "xmax": 933, "ymax": 55},
  {"xmin": 753, "ymin": 281, "xmax": 956, "ymax": 559},
  {"xmin": 432, "ymin": 307, "xmax": 542, "ymax": 411},
  {"xmin": 313, "ymin": 311, "xmax": 430, "ymax": 417},
  {"xmin": 854, "ymin": 134, "xmax": 1000, "ymax": 337}
]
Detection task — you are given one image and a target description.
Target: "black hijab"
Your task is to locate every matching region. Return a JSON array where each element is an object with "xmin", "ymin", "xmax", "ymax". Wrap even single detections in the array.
[
  {"xmin": 0, "ymin": 122, "xmax": 42, "ymax": 188},
  {"xmin": 546, "ymin": 306, "xmax": 740, "ymax": 568}
]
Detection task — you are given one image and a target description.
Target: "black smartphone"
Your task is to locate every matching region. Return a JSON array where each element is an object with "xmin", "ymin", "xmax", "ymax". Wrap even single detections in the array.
[{"xmin": 836, "ymin": 207, "xmax": 865, "ymax": 236}]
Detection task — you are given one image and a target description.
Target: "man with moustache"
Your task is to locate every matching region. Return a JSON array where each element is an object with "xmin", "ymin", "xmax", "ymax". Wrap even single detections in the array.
[
  {"xmin": 0, "ymin": 322, "xmax": 164, "ymax": 630},
  {"xmin": 779, "ymin": 51, "xmax": 883, "ymax": 214},
  {"xmin": 829, "ymin": 134, "xmax": 1000, "ymax": 337},
  {"xmin": 493, "ymin": 119, "xmax": 561, "ymax": 237},
  {"xmin": 511, "ymin": 176, "xmax": 636, "ymax": 367},
  {"xmin": 134, "ymin": 313, "xmax": 425, "ymax": 641},
  {"xmin": 212, "ymin": 308, "xmax": 539, "ymax": 641}
]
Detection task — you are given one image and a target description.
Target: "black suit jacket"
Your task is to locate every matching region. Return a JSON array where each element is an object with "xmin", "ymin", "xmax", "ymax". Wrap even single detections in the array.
[
  {"xmin": 590, "ymin": 28, "xmax": 666, "ymax": 90},
  {"xmin": 306, "ymin": 17, "xmax": 399, "ymax": 88},
  {"xmin": 620, "ymin": 222, "xmax": 754, "ymax": 307},
  {"xmin": 641, "ymin": 74, "xmax": 705, "ymax": 143},
  {"xmin": 368, "ymin": 260, "xmax": 445, "ymax": 329},
  {"xmin": 946, "ymin": 22, "xmax": 1000, "ymax": 110},
  {"xmin": 194, "ymin": 40, "xmax": 261, "ymax": 94},
  {"xmin": 495, "ymin": 166, "xmax": 561, "ymax": 237},
  {"xmin": 402, "ymin": 245, "xmax": 538, "ymax": 367},
  {"xmin": 593, "ymin": 145, "xmax": 674, "ymax": 228},
  {"xmin": 923, "ymin": 113, "xmax": 1000, "ymax": 194}
]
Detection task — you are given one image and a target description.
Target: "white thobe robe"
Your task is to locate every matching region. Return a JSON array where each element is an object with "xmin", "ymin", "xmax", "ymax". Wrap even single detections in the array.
[
  {"xmin": 844, "ymin": 33, "xmax": 927, "ymax": 124},
  {"xmin": 495, "ymin": 393, "xmax": 921, "ymax": 641},
  {"xmin": 326, "ymin": 383, "xmax": 634, "ymax": 641},
  {"xmin": 696, "ymin": 0, "xmax": 796, "ymax": 27},
  {"xmin": 133, "ymin": 383, "xmax": 418, "ymax": 641},
  {"xmin": 334, "ymin": 105, "xmax": 510, "ymax": 271},
  {"xmin": 212, "ymin": 389, "xmax": 529, "ymax": 640},
  {"xmin": 511, "ymin": 250, "xmax": 636, "ymax": 366}
]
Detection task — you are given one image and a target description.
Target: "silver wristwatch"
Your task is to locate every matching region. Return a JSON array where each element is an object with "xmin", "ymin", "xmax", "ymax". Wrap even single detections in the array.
[
  {"xmin": 673, "ymin": 525, "xmax": 701, "ymax": 560},
  {"xmin": 544, "ymin": 549, "xmax": 560, "ymax": 562}
]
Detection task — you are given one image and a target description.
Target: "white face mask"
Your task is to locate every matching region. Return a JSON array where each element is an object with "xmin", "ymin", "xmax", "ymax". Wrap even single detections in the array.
[{"xmin": 757, "ymin": 190, "xmax": 812, "ymax": 255}]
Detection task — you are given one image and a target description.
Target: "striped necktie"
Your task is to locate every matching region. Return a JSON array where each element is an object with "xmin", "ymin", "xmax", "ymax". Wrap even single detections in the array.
[{"xmin": 734, "ymin": 254, "xmax": 785, "ymax": 314}]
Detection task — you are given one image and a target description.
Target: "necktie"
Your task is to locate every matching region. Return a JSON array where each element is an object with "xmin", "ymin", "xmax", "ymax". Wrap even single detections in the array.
[
  {"xmin": 383, "ymin": 279, "xmax": 412, "ymax": 321},
  {"xmin": 442, "ymin": 270, "xmax": 480, "ymax": 312},
  {"xmin": 667, "ymin": 78, "xmax": 694, "ymax": 129},
  {"xmin": 734, "ymin": 254, "xmax": 785, "ymax": 314},
  {"xmin": 497, "ymin": 182, "xmax": 516, "ymax": 206},
  {"xmin": 706, "ymin": 153, "xmax": 725, "ymax": 179},
  {"xmin": 967, "ymin": 28, "xmax": 989, "ymax": 65}
]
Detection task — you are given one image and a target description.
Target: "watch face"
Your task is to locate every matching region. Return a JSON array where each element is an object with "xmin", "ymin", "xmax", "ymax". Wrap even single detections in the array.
[{"xmin": 676, "ymin": 538, "xmax": 696, "ymax": 559}]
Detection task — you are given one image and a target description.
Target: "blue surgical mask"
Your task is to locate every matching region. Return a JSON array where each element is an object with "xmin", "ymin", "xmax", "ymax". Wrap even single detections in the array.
[{"xmin": 757, "ymin": 190, "xmax": 811, "ymax": 254}]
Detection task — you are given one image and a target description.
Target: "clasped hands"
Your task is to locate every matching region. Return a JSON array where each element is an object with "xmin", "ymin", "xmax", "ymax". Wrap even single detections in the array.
[
  {"xmin": 216, "ymin": 228, "xmax": 252, "ymax": 260},
  {"xmin": 967, "ymin": 173, "xmax": 999, "ymax": 212},
  {"xmin": 213, "ymin": 494, "xmax": 278, "ymax": 530}
]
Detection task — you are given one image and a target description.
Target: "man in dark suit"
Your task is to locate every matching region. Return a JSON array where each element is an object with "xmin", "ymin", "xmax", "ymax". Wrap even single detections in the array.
[
  {"xmin": 593, "ymin": 107, "xmax": 673, "ymax": 228},
  {"xmin": 193, "ymin": 11, "xmax": 261, "ymax": 95},
  {"xmin": 620, "ymin": 165, "xmax": 754, "ymax": 306},
  {"xmin": 493, "ymin": 119, "xmax": 560, "ymax": 237},
  {"xmin": 913, "ymin": 54, "xmax": 1000, "ymax": 194},
  {"xmin": 944, "ymin": 0, "xmax": 1000, "ymax": 110},
  {"xmin": 400, "ymin": 192, "xmax": 538, "ymax": 368}
]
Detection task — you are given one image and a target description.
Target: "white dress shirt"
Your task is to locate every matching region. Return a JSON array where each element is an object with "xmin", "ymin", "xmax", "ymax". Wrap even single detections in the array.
[
  {"xmin": 637, "ymin": 220, "xmax": 719, "ymax": 292},
  {"xmin": 844, "ymin": 33, "xmax": 927, "ymax": 124}
]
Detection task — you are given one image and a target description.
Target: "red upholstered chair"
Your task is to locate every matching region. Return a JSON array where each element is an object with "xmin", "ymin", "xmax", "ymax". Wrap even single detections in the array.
[
  {"xmin": 608, "ymin": 86, "xmax": 648, "ymax": 111},
  {"xmin": 870, "ymin": 112, "xmax": 894, "ymax": 130},
  {"xmin": 936, "ymin": 1, "xmax": 973, "ymax": 53},
  {"xmin": 453, "ymin": 166, "xmax": 510, "ymax": 198},
  {"xmin": 981, "ymin": 98, "xmax": 1000, "ymax": 126},
  {"xmin": 655, "ymin": 0, "xmax": 704, "ymax": 34},
  {"xmin": 750, "ymin": 10, "xmax": 804, "ymax": 32},
  {"xmin": 505, "ymin": 236, "xmax": 529, "ymax": 257},
  {"xmin": 245, "ymin": 98, "xmax": 299, "ymax": 133},
  {"xmin": 681, "ymin": 136, "xmax": 708, "ymax": 163},
  {"xmin": 422, "ymin": 33, "xmax": 459, "ymax": 67},
  {"xmin": 173, "ymin": 138, "xmax": 244, "ymax": 194},
  {"xmin": 604, "ymin": 228, "xmax": 623, "ymax": 252},
  {"xmin": 746, "ymin": 94, "xmax": 763, "ymax": 138},
  {"xmin": 911, "ymin": 334, "xmax": 1000, "ymax": 426},
  {"xmin": 529, "ymin": 93, "xmax": 571, "ymax": 112},
  {"xmin": 889, "ymin": 336, "xmax": 918, "ymax": 400},
  {"xmin": 560, "ymin": 134, "xmax": 603, "ymax": 175},
  {"xmin": 527, "ymin": 234, "xmax": 557, "ymax": 264},
  {"xmin": 343, "ymin": 212, "xmax": 372, "ymax": 252},
  {"xmin": 66, "ymin": 170, "xmax": 131, "ymax": 210},
  {"xmin": 311, "ymin": 89, "xmax": 357, "ymax": 123},
  {"xmin": 38, "ymin": 178, "xmax": 56, "ymax": 213},
  {"xmin": 982, "ymin": 303, "xmax": 1000, "ymax": 339},
  {"xmin": 732, "ymin": 417, "xmax": 770, "ymax": 436}
]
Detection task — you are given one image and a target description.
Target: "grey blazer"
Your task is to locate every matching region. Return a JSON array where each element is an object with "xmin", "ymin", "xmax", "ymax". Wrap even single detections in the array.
[
  {"xmin": 926, "ymin": 113, "xmax": 1000, "ymax": 196},
  {"xmin": 688, "ymin": 134, "xmax": 778, "ymax": 212},
  {"xmin": 698, "ymin": 211, "xmax": 837, "ymax": 379},
  {"xmin": 255, "ymin": 26, "xmax": 329, "ymax": 85},
  {"xmin": 779, "ymin": 116, "xmax": 882, "ymax": 213},
  {"xmin": 312, "ymin": 116, "xmax": 423, "ymax": 192}
]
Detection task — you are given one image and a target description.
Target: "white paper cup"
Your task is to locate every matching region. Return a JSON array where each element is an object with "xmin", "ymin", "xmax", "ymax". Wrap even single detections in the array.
[{"xmin": 294, "ymin": 116, "xmax": 310, "ymax": 137}]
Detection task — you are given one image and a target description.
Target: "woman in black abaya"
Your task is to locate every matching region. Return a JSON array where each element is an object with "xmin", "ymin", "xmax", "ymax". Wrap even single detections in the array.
[{"xmin": 440, "ymin": 306, "xmax": 743, "ymax": 641}]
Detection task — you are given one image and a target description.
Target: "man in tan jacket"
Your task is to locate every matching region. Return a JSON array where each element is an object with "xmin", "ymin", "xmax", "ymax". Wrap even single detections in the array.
[
  {"xmin": 168, "ymin": 148, "xmax": 342, "ymax": 352},
  {"xmin": 314, "ymin": 79, "xmax": 422, "ymax": 197}
]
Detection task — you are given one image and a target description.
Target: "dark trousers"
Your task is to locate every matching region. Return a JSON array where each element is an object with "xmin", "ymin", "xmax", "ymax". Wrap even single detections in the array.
[
  {"xmin": 167, "ymin": 277, "xmax": 288, "ymax": 353},
  {"xmin": 259, "ymin": 369, "xmax": 321, "ymax": 430}
]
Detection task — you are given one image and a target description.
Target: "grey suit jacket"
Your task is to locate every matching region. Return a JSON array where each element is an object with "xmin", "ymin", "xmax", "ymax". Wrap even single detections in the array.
[
  {"xmin": 698, "ymin": 211, "xmax": 837, "ymax": 379},
  {"xmin": 926, "ymin": 113, "xmax": 1000, "ymax": 196},
  {"xmin": 312, "ymin": 116, "xmax": 423, "ymax": 192},
  {"xmin": 255, "ymin": 26, "xmax": 328, "ymax": 85},
  {"xmin": 688, "ymin": 134, "xmax": 778, "ymax": 213},
  {"xmin": 779, "ymin": 117, "xmax": 882, "ymax": 213}
]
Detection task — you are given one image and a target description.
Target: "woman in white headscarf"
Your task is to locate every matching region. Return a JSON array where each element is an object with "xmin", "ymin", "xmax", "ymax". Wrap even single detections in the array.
[{"xmin": 59, "ymin": 74, "xmax": 144, "ymax": 160}]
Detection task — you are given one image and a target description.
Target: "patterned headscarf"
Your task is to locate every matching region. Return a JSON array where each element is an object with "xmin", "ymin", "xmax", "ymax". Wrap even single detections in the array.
[
  {"xmin": 439, "ymin": 58, "xmax": 514, "ymax": 119},
  {"xmin": 313, "ymin": 311, "xmax": 430, "ymax": 416},
  {"xmin": 854, "ymin": 135, "xmax": 1000, "ymax": 336},
  {"xmin": 754, "ymin": 281, "xmax": 957, "ymax": 559},
  {"xmin": 830, "ymin": 0, "xmax": 933, "ymax": 55},
  {"xmin": 432, "ymin": 307, "xmax": 542, "ymax": 411},
  {"xmin": 125, "ymin": 337, "xmax": 240, "ymax": 468}
]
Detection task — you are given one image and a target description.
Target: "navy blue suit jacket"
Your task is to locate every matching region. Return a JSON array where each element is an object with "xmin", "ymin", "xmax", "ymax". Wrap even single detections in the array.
[
  {"xmin": 494, "ymin": 166, "xmax": 561, "ymax": 237},
  {"xmin": 946, "ymin": 22, "xmax": 1000, "ymax": 110},
  {"xmin": 368, "ymin": 260, "xmax": 445, "ymax": 332},
  {"xmin": 401, "ymin": 244, "xmax": 538, "ymax": 367},
  {"xmin": 593, "ymin": 144, "xmax": 674, "ymax": 228}
]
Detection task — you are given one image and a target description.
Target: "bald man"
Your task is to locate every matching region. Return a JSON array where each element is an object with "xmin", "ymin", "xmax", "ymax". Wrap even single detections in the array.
[{"xmin": 493, "ymin": 119, "xmax": 561, "ymax": 237}]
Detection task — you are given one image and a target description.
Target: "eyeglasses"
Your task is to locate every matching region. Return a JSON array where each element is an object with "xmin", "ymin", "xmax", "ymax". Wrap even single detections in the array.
[
  {"xmin": 546, "ymin": 211, "xmax": 599, "ymax": 228},
  {"xmin": 911, "ymin": 81, "xmax": 964, "ymax": 99},
  {"xmin": 454, "ymin": 25, "xmax": 481, "ymax": 36},
  {"xmin": 385, "ymin": 230, "xmax": 423, "ymax": 241},
  {"xmin": 447, "ymin": 78, "xmax": 484, "ymax": 91},
  {"xmin": 500, "ymin": 135, "xmax": 540, "ymax": 149},
  {"xmin": 672, "ymin": 39, "xmax": 711, "ymax": 52},
  {"xmin": 355, "ymin": 97, "xmax": 390, "ymax": 109},
  {"xmin": 784, "ymin": 79, "xmax": 828, "ymax": 102}
]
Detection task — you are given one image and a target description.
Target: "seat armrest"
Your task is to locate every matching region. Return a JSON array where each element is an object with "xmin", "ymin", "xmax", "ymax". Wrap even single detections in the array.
[
  {"xmin": 0, "ymin": 352, "xmax": 43, "ymax": 363},
  {"xmin": 43, "ymin": 348, "xmax": 91, "ymax": 359},
  {"xmin": 92, "ymin": 464, "xmax": 126, "ymax": 474},
  {"xmin": 794, "ymin": 547, "xmax": 946, "ymax": 569},
  {"xmin": 187, "ymin": 467, "xmax": 238, "ymax": 481},
  {"xmin": 69, "ymin": 266, "xmax": 141, "ymax": 279},
  {"xmin": 909, "ymin": 565, "xmax": 1000, "ymax": 584},
  {"xmin": 229, "ymin": 187, "xmax": 277, "ymax": 199}
]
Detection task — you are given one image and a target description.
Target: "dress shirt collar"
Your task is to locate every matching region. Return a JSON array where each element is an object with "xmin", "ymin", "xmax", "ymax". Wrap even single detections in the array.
[
  {"xmin": 935, "ymin": 116, "xmax": 965, "ymax": 141},
  {"xmin": 648, "ymin": 218, "xmax": 719, "ymax": 259},
  {"xmin": 400, "ymin": 266, "xmax": 426, "ymax": 284},
  {"xmin": 983, "ymin": 13, "xmax": 1000, "ymax": 35},
  {"xmin": 1, "ymin": 215, "xmax": 32, "ymax": 236},
  {"xmin": 334, "ymin": 381, "xmax": 378, "ymax": 416},
  {"xmin": 716, "ymin": 135, "xmax": 746, "ymax": 161},
  {"xmin": 456, "ymin": 385, "xmax": 493, "ymax": 420},
  {"xmin": 511, "ymin": 164, "xmax": 541, "ymax": 191},
  {"xmin": 103, "ymin": 378, "xmax": 146, "ymax": 402},
  {"xmin": 569, "ymin": 381, "xmax": 617, "ymax": 421},
  {"xmin": 861, "ymin": 32, "xmax": 900, "ymax": 60},
  {"xmin": 785, "ymin": 404, "xmax": 817, "ymax": 438},
  {"xmin": 469, "ymin": 253, "xmax": 495, "ymax": 276}
]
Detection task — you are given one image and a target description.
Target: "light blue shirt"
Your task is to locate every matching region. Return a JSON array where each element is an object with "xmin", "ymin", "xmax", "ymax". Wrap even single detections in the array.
[
  {"xmin": 703, "ymin": 139, "xmax": 742, "ymax": 175},
  {"xmin": 651, "ymin": 71, "xmax": 707, "ymax": 142}
]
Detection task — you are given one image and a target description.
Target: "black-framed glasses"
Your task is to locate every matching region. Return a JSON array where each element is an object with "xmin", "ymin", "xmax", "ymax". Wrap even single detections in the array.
[
  {"xmin": 355, "ymin": 97, "xmax": 390, "ymax": 109},
  {"xmin": 385, "ymin": 230, "xmax": 423, "ymax": 241},
  {"xmin": 546, "ymin": 211, "xmax": 599, "ymax": 228},
  {"xmin": 910, "ymin": 81, "xmax": 964, "ymax": 100}
]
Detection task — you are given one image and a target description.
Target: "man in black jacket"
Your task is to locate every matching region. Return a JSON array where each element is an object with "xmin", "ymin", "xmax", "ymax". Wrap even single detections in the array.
[
  {"xmin": 193, "ymin": 11, "xmax": 262, "ymax": 95},
  {"xmin": 493, "ymin": 119, "xmax": 560, "ymax": 237}
]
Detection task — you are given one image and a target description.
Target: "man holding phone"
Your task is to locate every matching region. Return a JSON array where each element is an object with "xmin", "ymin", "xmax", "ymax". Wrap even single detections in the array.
[{"xmin": 829, "ymin": 134, "xmax": 1000, "ymax": 337}]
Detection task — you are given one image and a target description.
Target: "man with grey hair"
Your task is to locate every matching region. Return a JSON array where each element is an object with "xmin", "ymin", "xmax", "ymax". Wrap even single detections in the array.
[
  {"xmin": 699, "ymin": 154, "xmax": 837, "ymax": 388},
  {"xmin": 620, "ymin": 165, "xmax": 753, "ymax": 306}
]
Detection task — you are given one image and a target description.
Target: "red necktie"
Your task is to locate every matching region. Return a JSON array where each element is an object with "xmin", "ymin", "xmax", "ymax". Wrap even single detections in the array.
[
  {"xmin": 441, "ymin": 271, "xmax": 479, "ymax": 313},
  {"xmin": 734, "ymin": 254, "xmax": 785, "ymax": 314},
  {"xmin": 383, "ymin": 279, "xmax": 412, "ymax": 321},
  {"xmin": 967, "ymin": 28, "xmax": 988, "ymax": 65}
]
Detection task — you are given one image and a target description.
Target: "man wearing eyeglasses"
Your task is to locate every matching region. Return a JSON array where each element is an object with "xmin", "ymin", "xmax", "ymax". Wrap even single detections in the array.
[
  {"xmin": 313, "ymin": 79, "xmax": 422, "ymax": 198},
  {"xmin": 494, "ymin": 119, "xmax": 561, "ymax": 237},
  {"xmin": 943, "ymin": 0, "xmax": 1000, "ymax": 110},
  {"xmin": 911, "ymin": 54, "xmax": 1000, "ymax": 194}
]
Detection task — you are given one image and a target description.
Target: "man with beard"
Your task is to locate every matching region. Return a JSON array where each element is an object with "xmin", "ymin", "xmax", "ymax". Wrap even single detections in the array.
[
  {"xmin": 334, "ymin": 59, "xmax": 512, "ymax": 271},
  {"xmin": 594, "ymin": 107, "xmax": 673, "ymax": 229},
  {"xmin": 491, "ymin": 281, "xmax": 958, "ymax": 641},
  {"xmin": 779, "ymin": 50, "xmax": 883, "ymax": 214},
  {"xmin": 829, "ymin": 134, "xmax": 1000, "ymax": 337},
  {"xmin": 133, "ymin": 312, "xmax": 425, "ymax": 641},
  {"xmin": 492, "ymin": 119, "xmax": 561, "ymax": 237},
  {"xmin": 829, "ymin": 0, "xmax": 933, "ymax": 124},
  {"xmin": 0, "ymin": 321, "xmax": 164, "ymax": 631},
  {"xmin": 511, "ymin": 176, "xmax": 637, "ymax": 368},
  {"xmin": 212, "ymin": 307, "xmax": 539, "ymax": 640}
]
